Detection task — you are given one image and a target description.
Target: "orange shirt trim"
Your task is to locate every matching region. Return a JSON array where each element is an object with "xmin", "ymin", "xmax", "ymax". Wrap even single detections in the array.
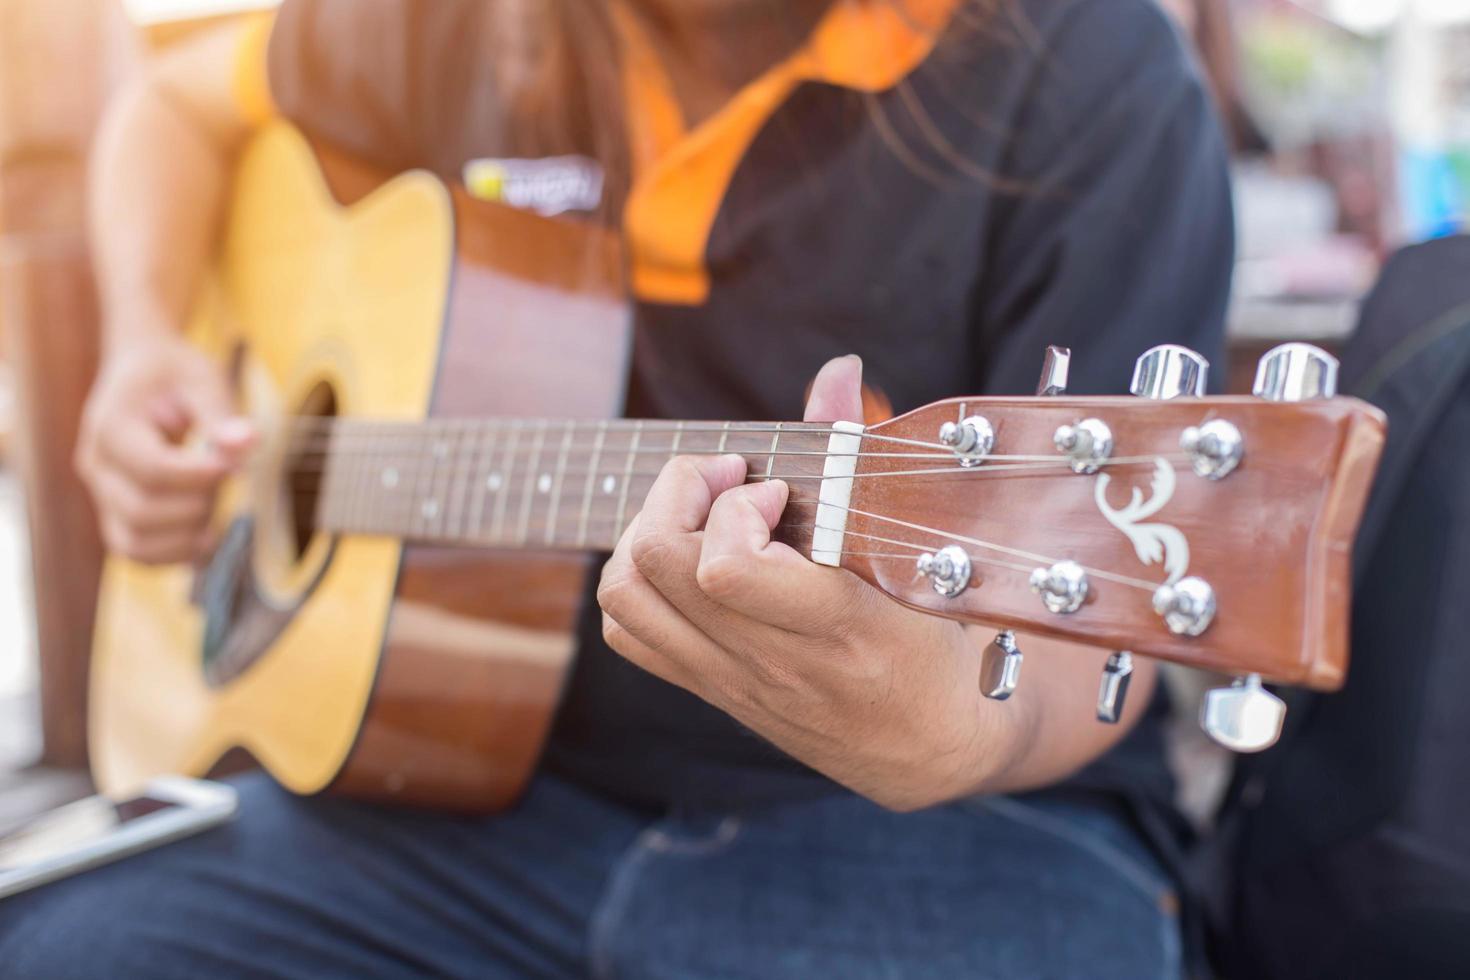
[
  {"xmin": 233, "ymin": 11, "xmax": 277, "ymax": 127},
  {"xmin": 620, "ymin": 0, "xmax": 963, "ymax": 306}
]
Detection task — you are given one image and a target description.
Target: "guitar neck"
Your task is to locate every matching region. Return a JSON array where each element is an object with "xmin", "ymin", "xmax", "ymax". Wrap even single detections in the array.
[{"xmin": 303, "ymin": 417, "xmax": 838, "ymax": 554}]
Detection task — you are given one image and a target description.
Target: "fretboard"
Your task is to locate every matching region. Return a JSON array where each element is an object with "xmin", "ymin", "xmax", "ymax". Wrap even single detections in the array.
[{"xmin": 301, "ymin": 417, "xmax": 838, "ymax": 554}]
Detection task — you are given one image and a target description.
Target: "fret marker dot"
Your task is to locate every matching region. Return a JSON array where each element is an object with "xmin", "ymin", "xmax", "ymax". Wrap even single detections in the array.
[
  {"xmin": 421, "ymin": 499, "xmax": 440, "ymax": 520},
  {"xmin": 601, "ymin": 475, "xmax": 617, "ymax": 495},
  {"xmin": 381, "ymin": 467, "xmax": 399, "ymax": 489},
  {"xmin": 487, "ymin": 474, "xmax": 502, "ymax": 492},
  {"xmin": 537, "ymin": 474, "xmax": 552, "ymax": 494}
]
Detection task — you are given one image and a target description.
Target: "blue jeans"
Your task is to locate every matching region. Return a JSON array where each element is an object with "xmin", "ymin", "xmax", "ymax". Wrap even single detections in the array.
[{"xmin": 0, "ymin": 772, "xmax": 1180, "ymax": 978}]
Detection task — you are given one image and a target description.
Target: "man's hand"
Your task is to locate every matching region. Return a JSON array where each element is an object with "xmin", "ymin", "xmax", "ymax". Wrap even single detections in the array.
[
  {"xmin": 75, "ymin": 332, "xmax": 255, "ymax": 564},
  {"xmin": 598, "ymin": 356, "xmax": 1020, "ymax": 810},
  {"xmin": 598, "ymin": 356, "xmax": 1155, "ymax": 809}
]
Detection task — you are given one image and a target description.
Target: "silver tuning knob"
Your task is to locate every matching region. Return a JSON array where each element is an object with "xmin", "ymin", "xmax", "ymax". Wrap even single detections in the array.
[
  {"xmin": 1252, "ymin": 342, "xmax": 1339, "ymax": 401},
  {"xmin": 1096, "ymin": 651, "xmax": 1134, "ymax": 724},
  {"xmin": 1130, "ymin": 345, "xmax": 1208, "ymax": 400},
  {"xmin": 980, "ymin": 631, "xmax": 1023, "ymax": 701},
  {"xmin": 1030, "ymin": 560, "xmax": 1089, "ymax": 614},
  {"xmin": 916, "ymin": 546, "xmax": 972, "ymax": 598},
  {"xmin": 1200, "ymin": 674, "xmax": 1286, "ymax": 752},
  {"xmin": 1037, "ymin": 346, "xmax": 1071, "ymax": 396}
]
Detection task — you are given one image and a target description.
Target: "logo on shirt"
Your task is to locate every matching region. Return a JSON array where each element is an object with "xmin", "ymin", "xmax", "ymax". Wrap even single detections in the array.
[{"xmin": 463, "ymin": 156, "xmax": 604, "ymax": 216}]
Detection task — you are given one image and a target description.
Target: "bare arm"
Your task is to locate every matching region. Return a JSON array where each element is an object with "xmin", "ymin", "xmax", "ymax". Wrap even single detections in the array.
[
  {"xmin": 90, "ymin": 21, "xmax": 258, "ymax": 351},
  {"xmin": 78, "ymin": 21, "xmax": 265, "ymax": 563}
]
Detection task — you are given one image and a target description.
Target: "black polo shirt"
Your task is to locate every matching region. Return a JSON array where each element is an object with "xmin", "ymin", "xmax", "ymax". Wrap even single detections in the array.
[{"xmin": 252, "ymin": 0, "xmax": 1234, "ymax": 815}]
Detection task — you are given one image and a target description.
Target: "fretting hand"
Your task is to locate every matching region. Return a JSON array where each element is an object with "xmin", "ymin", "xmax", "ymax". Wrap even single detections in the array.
[{"xmin": 598, "ymin": 356, "xmax": 1152, "ymax": 810}]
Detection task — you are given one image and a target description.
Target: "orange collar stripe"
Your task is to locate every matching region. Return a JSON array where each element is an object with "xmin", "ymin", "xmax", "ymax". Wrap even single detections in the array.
[
  {"xmin": 622, "ymin": 0, "xmax": 963, "ymax": 306},
  {"xmin": 234, "ymin": 11, "xmax": 279, "ymax": 127}
]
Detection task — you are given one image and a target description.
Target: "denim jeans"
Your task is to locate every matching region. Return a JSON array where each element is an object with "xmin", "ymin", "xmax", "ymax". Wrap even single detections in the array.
[{"xmin": 0, "ymin": 772, "xmax": 1180, "ymax": 979}]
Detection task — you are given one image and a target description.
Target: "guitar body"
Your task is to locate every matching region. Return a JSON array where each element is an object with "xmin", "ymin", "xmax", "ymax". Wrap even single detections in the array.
[{"xmin": 90, "ymin": 123, "xmax": 631, "ymax": 810}]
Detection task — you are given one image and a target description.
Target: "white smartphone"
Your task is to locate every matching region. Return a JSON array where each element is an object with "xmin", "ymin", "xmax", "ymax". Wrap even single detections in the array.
[{"xmin": 0, "ymin": 775, "xmax": 238, "ymax": 900}]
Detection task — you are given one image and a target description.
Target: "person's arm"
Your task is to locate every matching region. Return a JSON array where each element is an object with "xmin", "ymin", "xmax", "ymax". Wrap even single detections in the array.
[
  {"xmin": 90, "ymin": 20, "xmax": 264, "ymax": 355},
  {"xmin": 77, "ymin": 19, "xmax": 269, "ymax": 563},
  {"xmin": 597, "ymin": 0, "xmax": 1233, "ymax": 809}
]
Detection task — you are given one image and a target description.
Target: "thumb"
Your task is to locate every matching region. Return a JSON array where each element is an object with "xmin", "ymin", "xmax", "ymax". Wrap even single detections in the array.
[
  {"xmin": 803, "ymin": 354, "xmax": 864, "ymax": 425},
  {"xmin": 205, "ymin": 416, "xmax": 258, "ymax": 464},
  {"xmin": 176, "ymin": 369, "xmax": 255, "ymax": 466}
]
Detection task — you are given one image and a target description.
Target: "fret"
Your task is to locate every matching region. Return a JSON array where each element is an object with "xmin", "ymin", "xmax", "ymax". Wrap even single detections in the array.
[
  {"xmin": 545, "ymin": 420, "xmax": 576, "ymax": 546},
  {"xmin": 517, "ymin": 420, "xmax": 548, "ymax": 545},
  {"xmin": 613, "ymin": 420, "xmax": 644, "ymax": 541},
  {"xmin": 716, "ymin": 420, "xmax": 730, "ymax": 453},
  {"xmin": 446, "ymin": 421, "xmax": 471, "ymax": 539},
  {"xmin": 316, "ymin": 427, "xmax": 338, "ymax": 531},
  {"xmin": 577, "ymin": 420, "xmax": 608, "ymax": 548},
  {"xmin": 406, "ymin": 421, "xmax": 427, "ymax": 538},
  {"xmin": 358, "ymin": 423, "xmax": 379, "ymax": 536},
  {"xmin": 490, "ymin": 421, "xmax": 521, "ymax": 543},
  {"xmin": 468, "ymin": 421, "xmax": 499, "ymax": 542},
  {"xmin": 382, "ymin": 424, "xmax": 408, "ymax": 538},
  {"xmin": 333, "ymin": 424, "xmax": 352, "ymax": 533},
  {"xmin": 349, "ymin": 424, "xmax": 369, "ymax": 534},
  {"xmin": 765, "ymin": 422, "xmax": 783, "ymax": 478},
  {"xmin": 423, "ymin": 423, "xmax": 453, "ymax": 539},
  {"xmin": 417, "ymin": 423, "xmax": 443, "ymax": 540}
]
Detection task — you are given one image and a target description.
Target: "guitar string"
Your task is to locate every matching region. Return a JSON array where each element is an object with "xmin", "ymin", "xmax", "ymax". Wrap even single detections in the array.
[
  {"xmin": 278, "ymin": 450, "xmax": 1076, "ymax": 473},
  {"xmin": 316, "ymin": 477, "xmax": 1163, "ymax": 593},
  {"xmin": 296, "ymin": 459, "xmax": 1186, "ymax": 568},
  {"xmin": 784, "ymin": 524, "xmax": 1043, "ymax": 577},
  {"xmin": 279, "ymin": 420, "xmax": 959, "ymax": 454},
  {"xmin": 283, "ymin": 454, "xmax": 1186, "ymax": 482}
]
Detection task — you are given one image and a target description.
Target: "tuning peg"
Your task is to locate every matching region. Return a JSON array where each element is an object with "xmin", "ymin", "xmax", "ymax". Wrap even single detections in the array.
[
  {"xmin": 916, "ymin": 546, "xmax": 972, "ymax": 598},
  {"xmin": 1152, "ymin": 577, "xmax": 1217, "ymax": 636},
  {"xmin": 1252, "ymin": 342, "xmax": 1339, "ymax": 402},
  {"xmin": 1200, "ymin": 674, "xmax": 1286, "ymax": 752},
  {"xmin": 1030, "ymin": 560, "xmax": 1089, "ymax": 614},
  {"xmin": 1180, "ymin": 419, "xmax": 1243, "ymax": 480},
  {"xmin": 980, "ymin": 630, "xmax": 1023, "ymax": 701},
  {"xmin": 1130, "ymin": 345, "xmax": 1208, "ymax": 400},
  {"xmin": 1095, "ymin": 651, "xmax": 1134, "ymax": 724},
  {"xmin": 938, "ymin": 415, "xmax": 995, "ymax": 468},
  {"xmin": 1036, "ymin": 346, "xmax": 1071, "ymax": 396},
  {"xmin": 1054, "ymin": 418, "xmax": 1113, "ymax": 474}
]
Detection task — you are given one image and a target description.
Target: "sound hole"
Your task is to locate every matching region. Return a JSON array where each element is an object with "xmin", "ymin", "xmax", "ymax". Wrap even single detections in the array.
[
  {"xmin": 285, "ymin": 382, "xmax": 337, "ymax": 560},
  {"xmin": 195, "ymin": 381, "xmax": 339, "ymax": 688}
]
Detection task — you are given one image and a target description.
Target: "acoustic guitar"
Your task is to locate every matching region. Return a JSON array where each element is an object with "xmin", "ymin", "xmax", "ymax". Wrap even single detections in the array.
[{"xmin": 89, "ymin": 123, "xmax": 1386, "ymax": 812}]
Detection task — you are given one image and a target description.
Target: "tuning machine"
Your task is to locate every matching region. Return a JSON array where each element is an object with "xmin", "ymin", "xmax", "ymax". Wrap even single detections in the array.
[
  {"xmin": 1131, "ymin": 345, "xmax": 1208, "ymax": 400},
  {"xmin": 1096, "ymin": 651, "xmax": 1134, "ymax": 724},
  {"xmin": 1030, "ymin": 560, "xmax": 1088, "ymax": 614},
  {"xmin": 1036, "ymin": 345, "xmax": 1071, "ymax": 396},
  {"xmin": 1200, "ymin": 674, "xmax": 1286, "ymax": 752},
  {"xmin": 917, "ymin": 546, "xmax": 972, "ymax": 598},
  {"xmin": 1180, "ymin": 420, "xmax": 1243, "ymax": 480},
  {"xmin": 980, "ymin": 631, "xmax": 1023, "ymax": 701},
  {"xmin": 1152, "ymin": 577, "xmax": 1216, "ymax": 636},
  {"xmin": 1253, "ymin": 343, "xmax": 1339, "ymax": 402},
  {"xmin": 938, "ymin": 416, "xmax": 995, "ymax": 468},
  {"xmin": 1054, "ymin": 419, "xmax": 1113, "ymax": 474}
]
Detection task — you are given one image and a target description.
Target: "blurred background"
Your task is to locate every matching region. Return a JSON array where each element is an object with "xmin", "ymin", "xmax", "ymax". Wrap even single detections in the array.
[{"xmin": 0, "ymin": 0, "xmax": 1467, "ymax": 822}]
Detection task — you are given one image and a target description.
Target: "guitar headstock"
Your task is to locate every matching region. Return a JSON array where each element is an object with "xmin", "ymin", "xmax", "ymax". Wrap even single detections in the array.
[{"xmin": 823, "ymin": 344, "xmax": 1385, "ymax": 751}]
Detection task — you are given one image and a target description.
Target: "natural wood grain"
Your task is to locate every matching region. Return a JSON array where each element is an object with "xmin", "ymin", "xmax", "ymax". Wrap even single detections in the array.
[{"xmin": 844, "ymin": 396, "xmax": 1385, "ymax": 688}]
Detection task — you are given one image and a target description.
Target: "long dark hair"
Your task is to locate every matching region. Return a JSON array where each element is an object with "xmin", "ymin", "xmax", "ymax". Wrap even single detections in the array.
[{"xmin": 484, "ymin": 0, "xmax": 1015, "ymax": 218}]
